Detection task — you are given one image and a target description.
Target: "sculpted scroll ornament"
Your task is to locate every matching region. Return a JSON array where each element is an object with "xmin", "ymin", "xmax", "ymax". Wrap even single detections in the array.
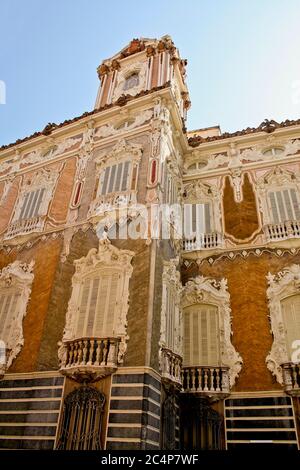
[
  {"xmin": 181, "ymin": 276, "xmax": 243, "ymax": 387},
  {"xmin": 0, "ymin": 260, "xmax": 34, "ymax": 378},
  {"xmin": 266, "ymin": 264, "xmax": 300, "ymax": 384},
  {"xmin": 94, "ymin": 109, "xmax": 153, "ymax": 139},
  {"xmin": 59, "ymin": 239, "xmax": 134, "ymax": 366}
]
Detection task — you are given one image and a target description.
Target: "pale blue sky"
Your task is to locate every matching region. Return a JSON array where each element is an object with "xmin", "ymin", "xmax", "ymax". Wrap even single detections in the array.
[{"xmin": 1, "ymin": 0, "xmax": 300, "ymax": 146}]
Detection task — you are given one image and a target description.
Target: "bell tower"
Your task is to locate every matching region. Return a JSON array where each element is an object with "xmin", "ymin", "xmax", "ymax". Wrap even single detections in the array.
[{"xmin": 94, "ymin": 35, "xmax": 190, "ymax": 123}]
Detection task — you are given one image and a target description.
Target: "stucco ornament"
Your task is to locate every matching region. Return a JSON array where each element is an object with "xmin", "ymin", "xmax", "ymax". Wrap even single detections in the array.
[
  {"xmin": 0, "ymin": 260, "xmax": 35, "ymax": 378},
  {"xmin": 59, "ymin": 238, "xmax": 134, "ymax": 367},
  {"xmin": 266, "ymin": 264, "xmax": 300, "ymax": 384},
  {"xmin": 112, "ymin": 62, "xmax": 147, "ymax": 101},
  {"xmin": 94, "ymin": 109, "xmax": 153, "ymax": 139},
  {"xmin": 181, "ymin": 276, "xmax": 243, "ymax": 387}
]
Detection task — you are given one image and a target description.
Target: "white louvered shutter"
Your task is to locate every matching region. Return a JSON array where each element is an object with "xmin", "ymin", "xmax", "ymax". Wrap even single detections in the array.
[
  {"xmin": 269, "ymin": 189, "xmax": 300, "ymax": 223},
  {"xmin": 75, "ymin": 272, "xmax": 121, "ymax": 338},
  {"xmin": 183, "ymin": 304, "xmax": 219, "ymax": 366},
  {"xmin": 281, "ymin": 294, "xmax": 300, "ymax": 360},
  {"xmin": 18, "ymin": 188, "xmax": 45, "ymax": 221},
  {"xmin": 0, "ymin": 290, "xmax": 21, "ymax": 344}
]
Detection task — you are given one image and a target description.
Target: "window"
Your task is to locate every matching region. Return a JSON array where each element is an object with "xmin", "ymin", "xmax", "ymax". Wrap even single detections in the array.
[
  {"xmin": 263, "ymin": 147, "xmax": 284, "ymax": 157},
  {"xmin": 187, "ymin": 161, "xmax": 208, "ymax": 171},
  {"xmin": 75, "ymin": 272, "xmax": 122, "ymax": 338},
  {"xmin": 61, "ymin": 240, "xmax": 134, "ymax": 364},
  {"xmin": 123, "ymin": 73, "xmax": 139, "ymax": 91},
  {"xmin": 99, "ymin": 161, "xmax": 131, "ymax": 196},
  {"xmin": 0, "ymin": 289, "xmax": 21, "ymax": 346},
  {"xmin": 17, "ymin": 188, "xmax": 46, "ymax": 221},
  {"xmin": 183, "ymin": 304, "xmax": 219, "ymax": 366},
  {"xmin": 0, "ymin": 261, "xmax": 34, "ymax": 376},
  {"xmin": 281, "ymin": 294, "xmax": 300, "ymax": 361},
  {"xmin": 268, "ymin": 188, "xmax": 300, "ymax": 223},
  {"xmin": 184, "ymin": 203, "xmax": 212, "ymax": 237}
]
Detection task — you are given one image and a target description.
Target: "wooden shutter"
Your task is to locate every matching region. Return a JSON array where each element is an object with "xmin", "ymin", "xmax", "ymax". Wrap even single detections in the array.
[
  {"xmin": 281, "ymin": 294, "xmax": 300, "ymax": 360},
  {"xmin": 0, "ymin": 290, "xmax": 20, "ymax": 344},
  {"xmin": 76, "ymin": 278, "xmax": 91, "ymax": 336},
  {"xmin": 115, "ymin": 163, "xmax": 123, "ymax": 192},
  {"xmin": 101, "ymin": 167, "xmax": 110, "ymax": 195},
  {"xmin": 76, "ymin": 272, "xmax": 121, "ymax": 338},
  {"xmin": 108, "ymin": 165, "xmax": 117, "ymax": 193},
  {"xmin": 183, "ymin": 304, "xmax": 219, "ymax": 366},
  {"xmin": 269, "ymin": 192, "xmax": 280, "ymax": 223},
  {"xmin": 290, "ymin": 189, "xmax": 300, "ymax": 219},
  {"xmin": 18, "ymin": 188, "xmax": 45, "ymax": 221},
  {"xmin": 121, "ymin": 161, "xmax": 130, "ymax": 192}
]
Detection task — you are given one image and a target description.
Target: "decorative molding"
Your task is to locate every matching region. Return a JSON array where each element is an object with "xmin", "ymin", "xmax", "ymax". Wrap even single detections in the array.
[
  {"xmin": 0, "ymin": 260, "xmax": 35, "ymax": 378},
  {"xmin": 112, "ymin": 62, "xmax": 147, "ymax": 102},
  {"xmin": 266, "ymin": 264, "xmax": 300, "ymax": 384},
  {"xmin": 59, "ymin": 238, "xmax": 134, "ymax": 368},
  {"xmin": 94, "ymin": 138, "xmax": 143, "ymax": 170},
  {"xmin": 181, "ymin": 275, "xmax": 243, "ymax": 387},
  {"xmin": 182, "ymin": 246, "xmax": 300, "ymax": 269},
  {"xmin": 256, "ymin": 165, "xmax": 300, "ymax": 224},
  {"xmin": 94, "ymin": 109, "xmax": 153, "ymax": 139}
]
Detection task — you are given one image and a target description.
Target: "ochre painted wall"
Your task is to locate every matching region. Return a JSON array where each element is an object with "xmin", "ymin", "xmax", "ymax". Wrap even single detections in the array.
[
  {"xmin": 223, "ymin": 173, "xmax": 260, "ymax": 242},
  {"xmin": 0, "ymin": 237, "xmax": 62, "ymax": 373},
  {"xmin": 182, "ymin": 251, "xmax": 300, "ymax": 392}
]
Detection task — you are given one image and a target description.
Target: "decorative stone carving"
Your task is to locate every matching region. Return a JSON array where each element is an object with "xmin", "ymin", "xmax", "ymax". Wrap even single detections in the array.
[
  {"xmin": 9, "ymin": 166, "xmax": 60, "ymax": 232},
  {"xmin": 266, "ymin": 264, "xmax": 300, "ymax": 384},
  {"xmin": 94, "ymin": 109, "xmax": 153, "ymax": 139},
  {"xmin": 181, "ymin": 276, "xmax": 243, "ymax": 387},
  {"xmin": 0, "ymin": 260, "xmax": 34, "ymax": 378},
  {"xmin": 59, "ymin": 238, "xmax": 134, "ymax": 377},
  {"xmin": 112, "ymin": 62, "xmax": 147, "ymax": 101},
  {"xmin": 94, "ymin": 138, "xmax": 143, "ymax": 170}
]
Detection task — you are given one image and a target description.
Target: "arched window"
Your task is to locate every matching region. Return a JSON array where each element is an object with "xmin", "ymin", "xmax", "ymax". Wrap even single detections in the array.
[
  {"xmin": 56, "ymin": 386, "xmax": 105, "ymax": 450},
  {"xmin": 262, "ymin": 147, "xmax": 284, "ymax": 157}
]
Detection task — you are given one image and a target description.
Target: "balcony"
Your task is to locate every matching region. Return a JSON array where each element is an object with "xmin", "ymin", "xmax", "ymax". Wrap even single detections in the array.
[
  {"xmin": 183, "ymin": 233, "xmax": 222, "ymax": 252},
  {"xmin": 59, "ymin": 337, "xmax": 120, "ymax": 382},
  {"xmin": 5, "ymin": 216, "xmax": 45, "ymax": 240},
  {"xmin": 281, "ymin": 362, "xmax": 300, "ymax": 396},
  {"xmin": 264, "ymin": 220, "xmax": 300, "ymax": 242},
  {"xmin": 181, "ymin": 366, "xmax": 230, "ymax": 400},
  {"xmin": 160, "ymin": 347, "xmax": 182, "ymax": 388}
]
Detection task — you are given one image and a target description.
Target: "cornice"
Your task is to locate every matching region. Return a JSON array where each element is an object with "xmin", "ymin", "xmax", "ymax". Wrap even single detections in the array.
[{"xmin": 0, "ymin": 83, "xmax": 171, "ymax": 157}]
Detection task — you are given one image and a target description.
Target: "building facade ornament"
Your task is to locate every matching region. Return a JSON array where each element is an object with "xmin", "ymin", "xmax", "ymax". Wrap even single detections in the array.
[
  {"xmin": 181, "ymin": 275, "xmax": 243, "ymax": 387},
  {"xmin": 112, "ymin": 62, "xmax": 147, "ymax": 101},
  {"xmin": 59, "ymin": 239, "xmax": 134, "ymax": 368},
  {"xmin": 94, "ymin": 109, "xmax": 153, "ymax": 140},
  {"xmin": 266, "ymin": 264, "xmax": 300, "ymax": 384},
  {"xmin": 0, "ymin": 260, "xmax": 35, "ymax": 378}
]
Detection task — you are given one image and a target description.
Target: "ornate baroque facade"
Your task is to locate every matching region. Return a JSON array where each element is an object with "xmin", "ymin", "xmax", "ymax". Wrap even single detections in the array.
[{"xmin": 0, "ymin": 35, "xmax": 300, "ymax": 450}]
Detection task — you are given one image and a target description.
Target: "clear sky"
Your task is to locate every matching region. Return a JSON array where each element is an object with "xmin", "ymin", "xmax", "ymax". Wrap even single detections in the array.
[{"xmin": 1, "ymin": 0, "xmax": 300, "ymax": 146}]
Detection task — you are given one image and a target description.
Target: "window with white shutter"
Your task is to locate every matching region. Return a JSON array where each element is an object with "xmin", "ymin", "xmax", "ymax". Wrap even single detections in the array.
[
  {"xmin": 184, "ymin": 203, "xmax": 213, "ymax": 238},
  {"xmin": 0, "ymin": 289, "xmax": 21, "ymax": 345},
  {"xmin": 99, "ymin": 161, "xmax": 131, "ymax": 196},
  {"xmin": 75, "ymin": 272, "xmax": 122, "ymax": 338},
  {"xmin": 281, "ymin": 294, "xmax": 300, "ymax": 361},
  {"xmin": 17, "ymin": 188, "xmax": 45, "ymax": 221},
  {"xmin": 268, "ymin": 189, "xmax": 300, "ymax": 223},
  {"xmin": 183, "ymin": 304, "xmax": 219, "ymax": 366}
]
